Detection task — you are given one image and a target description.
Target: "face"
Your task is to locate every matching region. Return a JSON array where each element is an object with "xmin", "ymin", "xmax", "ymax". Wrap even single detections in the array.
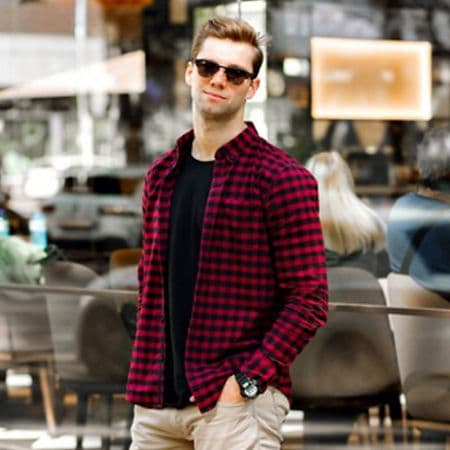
[{"xmin": 185, "ymin": 37, "xmax": 260, "ymax": 121}]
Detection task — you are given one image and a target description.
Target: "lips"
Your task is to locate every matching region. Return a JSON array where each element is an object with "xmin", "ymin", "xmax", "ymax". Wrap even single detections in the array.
[{"xmin": 203, "ymin": 90, "xmax": 226, "ymax": 100}]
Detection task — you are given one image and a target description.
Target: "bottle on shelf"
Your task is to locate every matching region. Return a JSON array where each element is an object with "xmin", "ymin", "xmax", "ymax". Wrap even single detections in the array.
[
  {"xmin": 0, "ymin": 209, "xmax": 10, "ymax": 238},
  {"xmin": 29, "ymin": 211, "xmax": 48, "ymax": 249}
]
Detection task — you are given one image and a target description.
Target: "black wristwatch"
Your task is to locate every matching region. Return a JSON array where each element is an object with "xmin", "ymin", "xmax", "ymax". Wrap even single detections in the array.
[{"xmin": 234, "ymin": 372, "xmax": 260, "ymax": 399}]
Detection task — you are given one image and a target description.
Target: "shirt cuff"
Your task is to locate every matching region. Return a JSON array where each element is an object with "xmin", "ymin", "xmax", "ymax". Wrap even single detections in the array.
[{"xmin": 239, "ymin": 348, "xmax": 278, "ymax": 393}]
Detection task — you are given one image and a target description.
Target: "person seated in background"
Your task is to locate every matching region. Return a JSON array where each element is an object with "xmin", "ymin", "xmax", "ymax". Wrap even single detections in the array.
[
  {"xmin": 305, "ymin": 151, "xmax": 388, "ymax": 277},
  {"xmin": 387, "ymin": 125, "xmax": 450, "ymax": 301}
]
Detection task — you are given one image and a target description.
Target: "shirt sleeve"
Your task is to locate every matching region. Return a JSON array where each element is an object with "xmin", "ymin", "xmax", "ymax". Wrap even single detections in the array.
[
  {"xmin": 239, "ymin": 164, "xmax": 329, "ymax": 386},
  {"xmin": 136, "ymin": 169, "xmax": 152, "ymax": 313}
]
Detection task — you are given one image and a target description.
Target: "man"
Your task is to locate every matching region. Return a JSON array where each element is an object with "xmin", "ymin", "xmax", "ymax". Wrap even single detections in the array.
[{"xmin": 127, "ymin": 16, "xmax": 328, "ymax": 449}]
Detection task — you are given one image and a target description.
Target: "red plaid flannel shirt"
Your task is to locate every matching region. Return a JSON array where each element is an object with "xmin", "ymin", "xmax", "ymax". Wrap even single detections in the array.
[{"xmin": 126, "ymin": 123, "xmax": 328, "ymax": 413}]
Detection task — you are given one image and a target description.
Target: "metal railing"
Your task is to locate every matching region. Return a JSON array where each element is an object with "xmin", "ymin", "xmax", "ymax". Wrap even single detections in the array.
[{"xmin": 1, "ymin": 282, "xmax": 449, "ymax": 318}]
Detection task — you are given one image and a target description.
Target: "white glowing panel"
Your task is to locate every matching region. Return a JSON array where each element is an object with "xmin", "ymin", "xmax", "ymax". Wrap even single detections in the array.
[
  {"xmin": 0, "ymin": 33, "xmax": 105, "ymax": 86},
  {"xmin": 311, "ymin": 37, "xmax": 432, "ymax": 120},
  {"xmin": 0, "ymin": 50, "xmax": 146, "ymax": 99}
]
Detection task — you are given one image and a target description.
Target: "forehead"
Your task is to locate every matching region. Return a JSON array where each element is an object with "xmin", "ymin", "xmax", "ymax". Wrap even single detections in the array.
[{"xmin": 197, "ymin": 37, "xmax": 255, "ymax": 70}]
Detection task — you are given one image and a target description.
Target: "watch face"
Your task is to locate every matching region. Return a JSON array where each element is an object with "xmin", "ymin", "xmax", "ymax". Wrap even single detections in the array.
[
  {"xmin": 235, "ymin": 373, "xmax": 260, "ymax": 398},
  {"xmin": 244, "ymin": 383, "xmax": 259, "ymax": 398}
]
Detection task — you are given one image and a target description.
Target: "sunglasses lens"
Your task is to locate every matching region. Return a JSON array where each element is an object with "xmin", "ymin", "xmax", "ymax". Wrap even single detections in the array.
[
  {"xmin": 196, "ymin": 60, "xmax": 220, "ymax": 77},
  {"xmin": 225, "ymin": 69, "xmax": 248, "ymax": 85}
]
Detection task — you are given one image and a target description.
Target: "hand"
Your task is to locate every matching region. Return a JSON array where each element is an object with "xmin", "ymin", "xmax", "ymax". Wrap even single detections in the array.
[{"xmin": 218, "ymin": 375, "xmax": 246, "ymax": 404}]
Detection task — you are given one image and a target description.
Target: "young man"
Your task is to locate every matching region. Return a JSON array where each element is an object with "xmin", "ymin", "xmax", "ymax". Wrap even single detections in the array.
[{"xmin": 127, "ymin": 17, "xmax": 328, "ymax": 450}]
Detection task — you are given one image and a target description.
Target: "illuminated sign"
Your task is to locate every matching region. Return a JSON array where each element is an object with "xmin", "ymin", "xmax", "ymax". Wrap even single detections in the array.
[{"xmin": 311, "ymin": 37, "xmax": 432, "ymax": 120}]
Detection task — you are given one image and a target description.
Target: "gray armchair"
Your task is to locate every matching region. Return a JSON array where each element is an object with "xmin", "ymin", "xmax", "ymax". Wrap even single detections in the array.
[
  {"xmin": 386, "ymin": 273, "xmax": 449, "ymax": 423},
  {"xmin": 290, "ymin": 267, "xmax": 401, "ymax": 415}
]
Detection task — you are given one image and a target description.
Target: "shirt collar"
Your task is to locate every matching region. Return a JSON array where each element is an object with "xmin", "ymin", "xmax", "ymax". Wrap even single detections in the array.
[{"xmin": 174, "ymin": 122, "xmax": 259, "ymax": 165}]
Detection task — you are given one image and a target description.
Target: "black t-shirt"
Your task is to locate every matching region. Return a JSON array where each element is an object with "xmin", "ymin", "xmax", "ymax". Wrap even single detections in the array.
[{"xmin": 163, "ymin": 152, "xmax": 214, "ymax": 408}]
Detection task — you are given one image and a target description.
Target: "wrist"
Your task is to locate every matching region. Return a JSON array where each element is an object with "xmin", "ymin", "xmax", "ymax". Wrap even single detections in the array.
[{"xmin": 234, "ymin": 372, "xmax": 260, "ymax": 399}]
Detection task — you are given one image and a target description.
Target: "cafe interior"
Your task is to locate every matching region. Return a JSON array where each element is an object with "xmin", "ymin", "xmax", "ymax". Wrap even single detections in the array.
[{"xmin": 0, "ymin": 0, "xmax": 449, "ymax": 449}]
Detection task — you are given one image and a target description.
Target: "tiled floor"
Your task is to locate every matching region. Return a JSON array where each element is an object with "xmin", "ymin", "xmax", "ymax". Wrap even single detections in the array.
[{"xmin": 0, "ymin": 377, "xmax": 448, "ymax": 450}]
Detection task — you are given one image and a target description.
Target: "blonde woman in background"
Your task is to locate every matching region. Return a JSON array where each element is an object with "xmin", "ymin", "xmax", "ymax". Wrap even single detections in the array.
[{"xmin": 305, "ymin": 151, "xmax": 389, "ymax": 277}]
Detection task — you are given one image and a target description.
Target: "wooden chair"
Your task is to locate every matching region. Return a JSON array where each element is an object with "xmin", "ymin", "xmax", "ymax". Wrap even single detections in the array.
[
  {"xmin": 109, "ymin": 247, "xmax": 141, "ymax": 270},
  {"xmin": 0, "ymin": 277, "xmax": 54, "ymax": 431}
]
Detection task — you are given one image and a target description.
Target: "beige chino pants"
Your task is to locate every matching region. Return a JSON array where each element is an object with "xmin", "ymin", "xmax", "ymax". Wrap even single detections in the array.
[{"xmin": 129, "ymin": 387, "xmax": 290, "ymax": 450}]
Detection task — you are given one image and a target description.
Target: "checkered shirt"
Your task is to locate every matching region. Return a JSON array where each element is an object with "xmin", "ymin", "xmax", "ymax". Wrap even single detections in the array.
[{"xmin": 126, "ymin": 123, "xmax": 328, "ymax": 413}]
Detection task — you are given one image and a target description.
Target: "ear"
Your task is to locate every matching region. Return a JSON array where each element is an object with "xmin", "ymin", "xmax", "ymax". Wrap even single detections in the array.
[
  {"xmin": 245, "ymin": 78, "xmax": 260, "ymax": 100},
  {"xmin": 185, "ymin": 61, "xmax": 193, "ymax": 86}
]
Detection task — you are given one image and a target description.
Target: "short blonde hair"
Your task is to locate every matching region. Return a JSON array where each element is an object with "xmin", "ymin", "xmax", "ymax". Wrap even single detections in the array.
[
  {"xmin": 305, "ymin": 151, "xmax": 386, "ymax": 255},
  {"xmin": 191, "ymin": 16, "xmax": 265, "ymax": 77}
]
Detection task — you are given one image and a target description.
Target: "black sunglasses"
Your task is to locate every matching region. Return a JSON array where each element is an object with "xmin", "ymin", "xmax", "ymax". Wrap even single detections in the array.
[{"xmin": 193, "ymin": 58, "xmax": 254, "ymax": 85}]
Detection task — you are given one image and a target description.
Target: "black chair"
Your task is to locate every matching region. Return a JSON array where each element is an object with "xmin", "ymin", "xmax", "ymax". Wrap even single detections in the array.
[
  {"xmin": 95, "ymin": 236, "xmax": 130, "ymax": 253},
  {"xmin": 290, "ymin": 267, "xmax": 401, "ymax": 441},
  {"xmin": 42, "ymin": 261, "xmax": 132, "ymax": 450},
  {"xmin": 87, "ymin": 176, "xmax": 122, "ymax": 195}
]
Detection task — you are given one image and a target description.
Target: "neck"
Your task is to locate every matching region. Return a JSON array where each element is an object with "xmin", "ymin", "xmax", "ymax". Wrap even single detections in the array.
[{"xmin": 192, "ymin": 112, "xmax": 247, "ymax": 161}]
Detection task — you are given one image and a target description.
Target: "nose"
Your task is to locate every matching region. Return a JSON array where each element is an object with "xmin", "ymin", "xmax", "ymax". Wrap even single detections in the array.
[{"xmin": 210, "ymin": 67, "xmax": 227, "ymax": 85}]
